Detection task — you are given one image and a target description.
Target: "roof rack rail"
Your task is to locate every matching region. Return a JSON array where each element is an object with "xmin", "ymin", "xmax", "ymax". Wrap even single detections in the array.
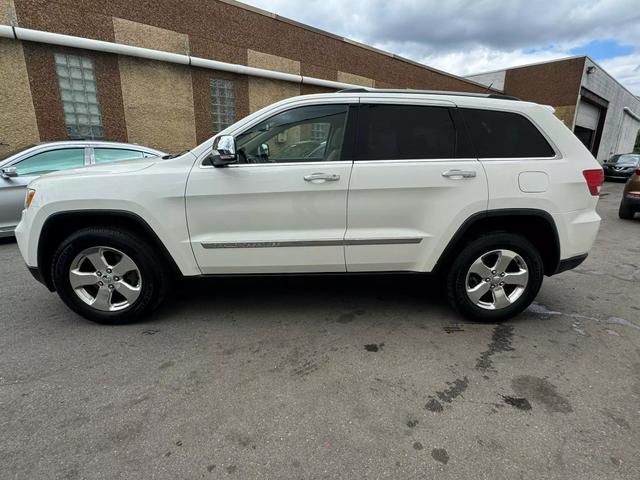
[{"xmin": 337, "ymin": 87, "xmax": 520, "ymax": 101}]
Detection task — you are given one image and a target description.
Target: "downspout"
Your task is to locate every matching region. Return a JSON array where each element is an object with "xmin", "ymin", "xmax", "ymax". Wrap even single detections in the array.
[{"xmin": 0, "ymin": 25, "xmax": 358, "ymax": 91}]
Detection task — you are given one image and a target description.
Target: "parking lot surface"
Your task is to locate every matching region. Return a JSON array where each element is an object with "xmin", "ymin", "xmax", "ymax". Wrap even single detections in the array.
[{"xmin": 1, "ymin": 182, "xmax": 639, "ymax": 479}]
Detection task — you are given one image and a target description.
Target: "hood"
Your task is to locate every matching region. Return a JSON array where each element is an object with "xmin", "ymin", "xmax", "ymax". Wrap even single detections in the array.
[{"xmin": 40, "ymin": 158, "xmax": 157, "ymax": 180}]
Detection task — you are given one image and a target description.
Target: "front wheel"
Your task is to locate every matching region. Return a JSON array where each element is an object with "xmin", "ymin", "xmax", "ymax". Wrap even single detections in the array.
[
  {"xmin": 446, "ymin": 233, "xmax": 544, "ymax": 322},
  {"xmin": 51, "ymin": 227, "xmax": 169, "ymax": 324}
]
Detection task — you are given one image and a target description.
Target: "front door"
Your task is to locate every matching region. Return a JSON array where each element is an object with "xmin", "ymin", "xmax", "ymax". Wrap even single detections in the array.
[
  {"xmin": 186, "ymin": 103, "xmax": 355, "ymax": 274},
  {"xmin": 345, "ymin": 102, "xmax": 489, "ymax": 272}
]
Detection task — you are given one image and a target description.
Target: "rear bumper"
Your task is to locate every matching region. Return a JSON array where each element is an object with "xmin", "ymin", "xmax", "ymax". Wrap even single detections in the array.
[
  {"xmin": 621, "ymin": 196, "xmax": 640, "ymax": 209},
  {"xmin": 554, "ymin": 254, "xmax": 588, "ymax": 275}
]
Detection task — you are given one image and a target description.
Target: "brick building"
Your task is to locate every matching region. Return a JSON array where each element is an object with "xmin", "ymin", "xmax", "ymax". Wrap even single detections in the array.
[
  {"xmin": 467, "ymin": 57, "xmax": 640, "ymax": 162},
  {"xmin": 0, "ymin": 0, "xmax": 492, "ymax": 155}
]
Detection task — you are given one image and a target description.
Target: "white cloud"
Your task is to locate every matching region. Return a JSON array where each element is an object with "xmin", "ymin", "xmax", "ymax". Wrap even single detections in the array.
[{"xmin": 240, "ymin": 0, "xmax": 640, "ymax": 94}]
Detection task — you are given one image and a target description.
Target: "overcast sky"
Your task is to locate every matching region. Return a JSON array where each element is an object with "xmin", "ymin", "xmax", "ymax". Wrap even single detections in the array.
[{"xmin": 240, "ymin": 0, "xmax": 640, "ymax": 94}]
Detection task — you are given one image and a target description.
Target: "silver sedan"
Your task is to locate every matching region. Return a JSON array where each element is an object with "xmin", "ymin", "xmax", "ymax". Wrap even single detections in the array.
[{"xmin": 0, "ymin": 141, "xmax": 165, "ymax": 237}]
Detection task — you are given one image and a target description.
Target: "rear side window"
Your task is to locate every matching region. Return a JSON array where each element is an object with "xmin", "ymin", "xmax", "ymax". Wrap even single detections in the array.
[
  {"xmin": 461, "ymin": 108, "xmax": 555, "ymax": 158},
  {"xmin": 94, "ymin": 148, "xmax": 144, "ymax": 164},
  {"xmin": 355, "ymin": 105, "xmax": 456, "ymax": 160}
]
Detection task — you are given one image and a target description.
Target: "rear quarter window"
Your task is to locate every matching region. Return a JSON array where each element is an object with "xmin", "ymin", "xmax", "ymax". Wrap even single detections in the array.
[{"xmin": 461, "ymin": 108, "xmax": 555, "ymax": 158}]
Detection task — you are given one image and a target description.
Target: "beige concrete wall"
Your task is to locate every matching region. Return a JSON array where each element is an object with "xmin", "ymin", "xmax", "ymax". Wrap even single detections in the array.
[
  {"xmin": 247, "ymin": 50, "xmax": 301, "ymax": 113},
  {"xmin": 113, "ymin": 17, "xmax": 189, "ymax": 55},
  {"xmin": 554, "ymin": 105, "xmax": 577, "ymax": 128},
  {"xmin": 118, "ymin": 56, "xmax": 197, "ymax": 152},
  {"xmin": 337, "ymin": 71, "xmax": 375, "ymax": 88},
  {"xmin": 0, "ymin": 0, "xmax": 17, "ymax": 24},
  {"xmin": 0, "ymin": 38, "xmax": 40, "ymax": 155}
]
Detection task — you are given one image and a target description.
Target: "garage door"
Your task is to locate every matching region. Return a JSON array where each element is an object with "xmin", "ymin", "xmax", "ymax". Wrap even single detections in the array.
[{"xmin": 576, "ymin": 100, "xmax": 600, "ymax": 130}]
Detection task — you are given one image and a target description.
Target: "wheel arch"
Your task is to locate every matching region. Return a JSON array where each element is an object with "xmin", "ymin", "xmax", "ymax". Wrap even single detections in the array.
[
  {"xmin": 433, "ymin": 209, "xmax": 561, "ymax": 277},
  {"xmin": 37, "ymin": 210, "xmax": 182, "ymax": 291}
]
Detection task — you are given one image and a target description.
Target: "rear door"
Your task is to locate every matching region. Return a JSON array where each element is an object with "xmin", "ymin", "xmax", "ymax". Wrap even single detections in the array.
[{"xmin": 345, "ymin": 100, "xmax": 489, "ymax": 272}]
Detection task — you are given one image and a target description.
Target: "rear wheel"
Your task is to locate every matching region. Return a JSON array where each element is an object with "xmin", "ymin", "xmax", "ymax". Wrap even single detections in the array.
[
  {"xmin": 619, "ymin": 201, "xmax": 635, "ymax": 220},
  {"xmin": 51, "ymin": 227, "xmax": 169, "ymax": 324},
  {"xmin": 446, "ymin": 233, "xmax": 544, "ymax": 322}
]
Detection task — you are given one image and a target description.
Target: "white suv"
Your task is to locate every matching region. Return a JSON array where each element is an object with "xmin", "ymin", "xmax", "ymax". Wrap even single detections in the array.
[{"xmin": 15, "ymin": 89, "xmax": 603, "ymax": 324}]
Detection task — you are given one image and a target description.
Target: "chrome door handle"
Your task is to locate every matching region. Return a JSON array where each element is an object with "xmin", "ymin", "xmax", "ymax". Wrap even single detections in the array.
[
  {"xmin": 442, "ymin": 169, "xmax": 477, "ymax": 179},
  {"xmin": 304, "ymin": 172, "xmax": 340, "ymax": 182}
]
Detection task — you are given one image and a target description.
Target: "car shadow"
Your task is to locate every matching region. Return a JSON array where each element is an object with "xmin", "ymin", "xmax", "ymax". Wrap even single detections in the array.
[{"xmin": 152, "ymin": 273, "xmax": 453, "ymax": 325}]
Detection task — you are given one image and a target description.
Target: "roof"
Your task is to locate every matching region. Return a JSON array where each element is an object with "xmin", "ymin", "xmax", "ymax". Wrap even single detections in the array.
[{"xmin": 338, "ymin": 87, "xmax": 519, "ymax": 101}]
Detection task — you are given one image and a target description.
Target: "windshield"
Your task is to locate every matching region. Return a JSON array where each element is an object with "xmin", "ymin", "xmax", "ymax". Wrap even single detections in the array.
[
  {"xmin": 0, "ymin": 144, "xmax": 38, "ymax": 162},
  {"xmin": 616, "ymin": 154, "xmax": 640, "ymax": 166}
]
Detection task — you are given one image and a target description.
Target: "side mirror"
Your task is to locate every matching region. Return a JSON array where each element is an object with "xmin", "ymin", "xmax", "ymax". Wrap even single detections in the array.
[
  {"xmin": 0, "ymin": 166, "xmax": 18, "ymax": 179},
  {"xmin": 210, "ymin": 135, "xmax": 238, "ymax": 168}
]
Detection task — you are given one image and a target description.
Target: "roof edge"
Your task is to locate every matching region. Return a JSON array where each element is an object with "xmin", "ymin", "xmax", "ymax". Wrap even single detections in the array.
[{"xmin": 220, "ymin": 0, "xmax": 501, "ymax": 92}]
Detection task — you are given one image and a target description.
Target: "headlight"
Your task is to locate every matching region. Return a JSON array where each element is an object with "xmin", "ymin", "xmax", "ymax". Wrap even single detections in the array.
[{"xmin": 25, "ymin": 189, "xmax": 36, "ymax": 209}]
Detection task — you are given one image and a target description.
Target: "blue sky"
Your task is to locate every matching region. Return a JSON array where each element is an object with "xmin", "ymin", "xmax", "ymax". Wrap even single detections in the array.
[
  {"xmin": 570, "ymin": 39, "xmax": 634, "ymax": 60},
  {"xmin": 241, "ymin": 0, "xmax": 640, "ymax": 94}
]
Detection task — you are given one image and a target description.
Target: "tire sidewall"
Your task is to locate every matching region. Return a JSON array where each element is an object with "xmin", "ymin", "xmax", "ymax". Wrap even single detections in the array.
[
  {"xmin": 448, "ymin": 233, "xmax": 544, "ymax": 322},
  {"xmin": 52, "ymin": 228, "xmax": 164, "ymax": 324}
]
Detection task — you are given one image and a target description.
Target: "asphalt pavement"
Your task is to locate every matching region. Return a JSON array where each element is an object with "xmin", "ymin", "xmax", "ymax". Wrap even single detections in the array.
[{"xmin": 0, "ymin": 181, "xmax": 638, "ymax": 479}]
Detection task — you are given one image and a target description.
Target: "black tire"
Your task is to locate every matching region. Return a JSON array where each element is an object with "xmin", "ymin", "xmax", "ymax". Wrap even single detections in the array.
[
  {"xmin": 446, "ymin": 233, "xmax": 544, "ymax": 322},
  {"xmin": 618, "ymin": 201, "xmax": 635, "ymax": 220},
  {"xmin": 51, "ymin": 227, "xmax": 169, "ymax": 324}
]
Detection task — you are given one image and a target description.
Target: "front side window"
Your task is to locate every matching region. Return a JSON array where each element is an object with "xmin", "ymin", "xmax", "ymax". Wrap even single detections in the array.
[
  {"xmin": 210, "ymin": 79, "xmax": 236, "ymax": 134},
  {"xmin": 355, "ymin": 104, "xmax": 456, "ymax": 160},
  {"xmin": 55, "ymin": 53, "xmax": 103, "ymax": 140},
  {"xmin": 461, "ymin": 108, "xmax": 555, "ymax": 158},
  {"xmin": 15, "ymin": 148, "xmax": 85, "ymax": 176},
  {"xmin": 94, "ymin": 148, "xmax": 145, "ymax": 164},
  {"xmin": 235, "ymin": 105, "xmax": 348, "ymax": 164}
]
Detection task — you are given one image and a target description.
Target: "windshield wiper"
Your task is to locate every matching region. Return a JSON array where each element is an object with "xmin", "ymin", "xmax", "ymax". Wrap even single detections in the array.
[{"xmin": 162, "ymin": 150, "xmax": 188, "ymax": 160}]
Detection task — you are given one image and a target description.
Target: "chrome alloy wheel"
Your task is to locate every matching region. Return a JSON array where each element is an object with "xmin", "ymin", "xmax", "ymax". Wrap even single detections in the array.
[
  {"xmin": 69, "ymin": 246, "xmax": 142, "ymax": 312},
  {"xmin": 465, "ymin": 249, "xmax": 529, "ymax": 310}
]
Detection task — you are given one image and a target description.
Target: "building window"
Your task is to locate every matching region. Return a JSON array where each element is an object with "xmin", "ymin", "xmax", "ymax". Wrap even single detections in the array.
[
  {"xmin": 55, "ymin": 53, "xmax": 103, "ymax": 140},
  {"xmin": 210, "ymin": 79, "xmax": 236, "ymax": 133},
  {"xmin": 311, "ymin": 123, "xmax": 330, "ymax": 141}
]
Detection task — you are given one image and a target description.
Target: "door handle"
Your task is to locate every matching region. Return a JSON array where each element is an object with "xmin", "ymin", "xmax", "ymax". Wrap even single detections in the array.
[
  {"xmin": 442, "ymin": 169, "xmax": 477, "ymax": 179},
  {"xmin": 304, "ymin": 172, "xmax": 340, "ymax": 182}
]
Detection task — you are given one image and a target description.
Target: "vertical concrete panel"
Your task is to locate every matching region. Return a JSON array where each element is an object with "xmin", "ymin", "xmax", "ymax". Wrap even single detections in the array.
[
  {"xmin": 0, "ymin": 39, "xmax": 40, "ymax": 154},
  {"xmin": 0, "ymin": 0, "xmax": 17, "ymax": 23},
  {"xmin": 554, "ymin": 105, "xmax": 577, "ymax": 127},
  {"xmin": 248, "ymin": 78, "xmax": 300, "ymax": 113},
  {"xmin": 337, "ymin": 71, "xmax": 375, "ymax": 88},
  {"xmin": 118, "ymin": 56, "xmax": 197, "ymax": 152},
  {"xmin": 113, "ymin": 17, "xmax": 189, "ymax": 55},
  {"xmin": 247, "ymin": 50, "xmax": 301, "ymax": 113},
  {"xmin": 247, "ymin": 50, "xmax": 300, "ymax": 75}
]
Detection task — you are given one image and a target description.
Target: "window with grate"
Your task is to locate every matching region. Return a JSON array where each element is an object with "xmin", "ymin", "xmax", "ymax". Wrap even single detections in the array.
[
  {"xmin": 311, "ymin": 123, "xmax": 330, "ymax": 141},
  {"xmin": 55, "ymin": 53, "xmax": 103, "ymax": 140},
  {"xmin": 210, "ymin": 79, "xmax": 236, "ymax": 133}
]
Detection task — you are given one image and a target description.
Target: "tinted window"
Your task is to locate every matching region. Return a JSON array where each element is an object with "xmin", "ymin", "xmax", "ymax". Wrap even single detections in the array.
[
  {"xmin": 356, "ymin": 105, "xmax": 456, "ymax": 160},
  {"xmin": 461, "ymin": 108, "xmax": 555, "ymax": 158},
  {"xmin": 236, "ymin": 105, "xmax": 348, "ymax": 163},
  {"xmin": 15, "ymin": 148, "xmax": 85, "ymax": 176},
  {"xmin": 94, "ymin": 148, "xmax": 145, "ymax": 164}
]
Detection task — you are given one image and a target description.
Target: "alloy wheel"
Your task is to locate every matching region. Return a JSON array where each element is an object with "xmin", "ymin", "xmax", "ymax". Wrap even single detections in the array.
[
  {"xmin": 68, "ymin": 246, "xmax": 142, "ymax": 312},
  {"xmin": 465, "ymin": 249, "xmax": 529, "ymax": 310}
]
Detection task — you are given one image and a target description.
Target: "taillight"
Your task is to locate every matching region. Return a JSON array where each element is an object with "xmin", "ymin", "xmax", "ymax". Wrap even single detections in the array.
[
  {"xmin": 583, "ymin": 169, "xmax": 604, "ymax": 196},
  {"xmin": 636, "ymin": 168, "xmax": 640, "ymax": 176}
]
